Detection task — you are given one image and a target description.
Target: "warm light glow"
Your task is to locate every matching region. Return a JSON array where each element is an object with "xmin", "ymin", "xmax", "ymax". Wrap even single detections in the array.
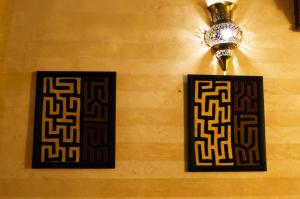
[
  {"xmin": 204, "ymin": 23, "xmax": 242, "ymax": 47},
  {"xmin": 238, "ymin": 29, "xmax": 256, "ymax": 59},
  {"xmin": 210, "ymin": 56, "xmax": 218, "ymax": 74},
  {"xmin": 206, "ymin": 0, "xmax": 237, "ymax": 6},
  {"xmin": 221, "ymin": 28, "xmax": 233, "ymax": 41},
  {"xmin": 204, "ymin": 0, "xmax": 241, "ymax": 71},
  {"xmin": 239, "ymin": 43, "xmax": 255, "ymax": 59},
  {"xmin": 232, "ymin": 56, "xmax": 245, "ymax": 75}
]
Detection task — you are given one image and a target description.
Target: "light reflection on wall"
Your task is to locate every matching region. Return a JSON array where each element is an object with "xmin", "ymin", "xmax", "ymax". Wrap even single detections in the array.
[
  {"xmin": 232, "ymin": 56, "xmax": 242, "ymax": 74},
  {"xmin": 210, "ymin": 56, "xmax": 218, "ymax": 74}
]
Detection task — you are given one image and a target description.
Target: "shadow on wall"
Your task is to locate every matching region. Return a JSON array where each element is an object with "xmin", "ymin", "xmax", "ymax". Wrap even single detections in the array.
[
  {"xmin": 274, "ymin": 0, "xmax": 296, "ymax": 30},
  {"xmin": 24, "ymin": 72, "xmax": 36, "ymax": 168},
  {"xmin": 183, "ymin": 75, "xmax": 189, "ymax": 171},
  {"xmin": 189, "ymin": 0, "xmax": 210, "ymax": 25}
]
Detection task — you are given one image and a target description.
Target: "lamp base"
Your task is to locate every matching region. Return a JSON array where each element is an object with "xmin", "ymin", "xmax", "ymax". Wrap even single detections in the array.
[{"xmin": 215, "ymin": 49, "xmax": 233, "ymax": 71}]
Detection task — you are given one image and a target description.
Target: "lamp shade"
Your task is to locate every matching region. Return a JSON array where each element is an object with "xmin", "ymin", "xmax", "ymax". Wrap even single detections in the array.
[{"xmin": 206, "ymin": 0, "xmax": 238, "ymax": 7}]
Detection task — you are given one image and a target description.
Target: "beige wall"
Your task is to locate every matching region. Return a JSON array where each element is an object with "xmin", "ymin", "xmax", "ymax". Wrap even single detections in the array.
[{"xmin": 1, "ymin": 0, "xmax": 300, "ymax": 198}]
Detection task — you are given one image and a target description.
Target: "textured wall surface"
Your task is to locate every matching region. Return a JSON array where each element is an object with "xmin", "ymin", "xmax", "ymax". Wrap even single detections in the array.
[{"xmin": 1, "ymin": 0, "xmax": 300, "ymax": 198}]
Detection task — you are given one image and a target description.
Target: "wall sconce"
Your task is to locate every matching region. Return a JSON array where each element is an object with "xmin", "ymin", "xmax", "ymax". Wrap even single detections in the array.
[{"xmin": 204, "ymin": 1, "xmax": 243, "ymax": 71}]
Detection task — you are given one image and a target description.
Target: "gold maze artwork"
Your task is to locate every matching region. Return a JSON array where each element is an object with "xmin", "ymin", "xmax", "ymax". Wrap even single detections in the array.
[
  {"xmin": 41, "ymin": 77, "xmax": 81, "ymax": 162},
  {"xmin": 32, "ymin": 72, "xmax": 116, "ymax": 168},
  {"xmin": 189, "ymin": 75, "xmax": 266, "ymax": 171},
  {"xmin": 194, "ymin": 81, "xmax": 234, "ymax": 166}
]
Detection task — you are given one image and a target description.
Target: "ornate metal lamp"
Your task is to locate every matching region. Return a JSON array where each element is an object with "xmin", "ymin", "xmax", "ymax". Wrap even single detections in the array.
[{"xmin": 204, "ymin": 1, "xmax": 243, "ymax": 71}]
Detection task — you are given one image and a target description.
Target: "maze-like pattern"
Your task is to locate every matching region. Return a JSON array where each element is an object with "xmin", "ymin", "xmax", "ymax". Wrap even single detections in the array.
[
  {"xmin": 194, "ymin": 80, "xmax": 234, "ymax": 166},
  {"xmin": 82, "ymin": 123, "xmax": 108, "ymax": 162},
  {"xmin": 233, "ymin": 81, "xmax": 260, "ymax": 165},
  {"xmin": 82, "ymin": 78, "xmax": 109, "ymax": 163},
  {"xmin": 41, "ymin": 77, "xmax": 81, "ymax": 162},
  {"xmin": 233, "ymin": 81, "xmax": 258, "ymax": 113},
  {"xmin": 83, "ymin": 78, "xmax": 108, "ymax": 122}
]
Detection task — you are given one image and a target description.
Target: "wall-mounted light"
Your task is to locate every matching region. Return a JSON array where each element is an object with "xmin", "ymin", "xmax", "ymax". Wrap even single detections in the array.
[{"xmin": 204, "ymin": 1, "xmax": 242, "ymax": 71}]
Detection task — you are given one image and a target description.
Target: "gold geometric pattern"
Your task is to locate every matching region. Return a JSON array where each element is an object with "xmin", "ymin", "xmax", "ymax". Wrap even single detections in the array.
[
  {"xmin": 41, "ymin": 77, "xmax": 81, "ymax": 162},
  {"xmin": 32, "ymin": 71, "xmax": 116, "ymax": 168},
  {"xmin": 188, "ymin": 75, "xmax": 266, "ymax": 171},
  {"xmin": 194, "ymin": 80, "xmax": 234, "ymax": 166}
]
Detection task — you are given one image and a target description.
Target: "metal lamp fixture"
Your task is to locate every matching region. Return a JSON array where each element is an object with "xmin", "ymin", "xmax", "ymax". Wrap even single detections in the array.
[{"xmin": 204, "ymin": 1, "xmax": 243, "ymax": 71}]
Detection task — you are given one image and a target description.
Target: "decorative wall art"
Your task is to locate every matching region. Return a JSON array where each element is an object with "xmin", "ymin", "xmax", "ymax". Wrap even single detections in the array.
[
  {"xmin": 187, "ymin": 75, "xmax": 266, "ymax": 171},
  {"xmin": 32, "ymin": 71, "xmax": 116, "ymax": 168}
]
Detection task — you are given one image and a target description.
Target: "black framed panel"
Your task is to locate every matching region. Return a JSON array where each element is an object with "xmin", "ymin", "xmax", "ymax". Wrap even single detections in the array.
[
  {"xmin": 32, "ymin": 71, "xmax": 116, "ymax": 168},
  {"xmin": 187, "ymin": 75, "xmax": 266, "ymax": 172}
]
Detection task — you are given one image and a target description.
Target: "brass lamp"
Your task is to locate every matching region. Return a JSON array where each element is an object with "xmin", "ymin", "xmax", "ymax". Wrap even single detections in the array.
[{"xmin": 204, "ymin": 1, "xmax": 243, "ymax": 71}]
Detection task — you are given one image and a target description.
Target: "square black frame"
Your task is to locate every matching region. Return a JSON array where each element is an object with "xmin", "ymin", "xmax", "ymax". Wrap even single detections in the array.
[
  {"xmin": 187, "ymin": 75, "xmax": 267, "ymax": 172},
  {"xmin": 32, "ymin": 71, "xmax": 116, "ymax": 168}
]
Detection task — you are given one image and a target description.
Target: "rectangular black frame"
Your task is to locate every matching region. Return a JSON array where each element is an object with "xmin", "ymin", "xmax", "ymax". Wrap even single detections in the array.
[
  {"xmin": 32, "ymin": 71, "xmax": 116, "ymax": 168},
  {"xmin": 187, "ymin": 75, "xmax": 267, "ymax": 172}
]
